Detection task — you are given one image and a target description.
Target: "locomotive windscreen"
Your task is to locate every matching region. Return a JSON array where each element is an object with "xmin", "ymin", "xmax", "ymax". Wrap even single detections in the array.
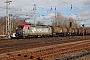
[{"xmin": 16, "ymin": 25, "xmax": 24, "ymax": 29}]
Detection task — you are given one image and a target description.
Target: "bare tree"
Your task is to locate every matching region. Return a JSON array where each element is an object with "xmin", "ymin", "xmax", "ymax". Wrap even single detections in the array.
[
  {"xmin": 51, "ymin": 12, "xmax": 79, "ymax": 28},
  {"xmin": 0, "ymin": 16, "xmax": 26, "ymax": 35}
]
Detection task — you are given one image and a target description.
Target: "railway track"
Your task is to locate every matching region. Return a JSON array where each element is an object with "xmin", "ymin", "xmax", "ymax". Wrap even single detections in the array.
[
  {"xmin": 0, "ymin": 39, "xmax": 82, "ymax": 54},
  {"xmin": 0, "ymin": 36, "xmax": 89, "ymax": 54},
  {"xmin": 0, "ymin": 36, "xmax": 90, "ymax": 60},
  {"xmin": 0, "ymin": 36, "xmax": 89, "ymax": 44},
  {"xmin": 0, "ymin": 36, "xmax": 89, "ymax": 47},
  {"xmin": 0, "ymin": 40, "xmax": 90, "ymax": 60}
]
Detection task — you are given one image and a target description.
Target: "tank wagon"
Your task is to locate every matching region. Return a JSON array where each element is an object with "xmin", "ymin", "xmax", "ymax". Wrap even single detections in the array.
[
  {"xmin": 51, "ymin": 26, "xmax": 80, "ymax": 36},
  {"xmin": 15, "ymin": 24, "xmax": 90, "ymax": 38},
  {"xmin": 68, "ymin": 28, "xmax": 79, "ymax": 36},
  {"xmin": 16, "ymin": 24, "xmax": 52, "ymax": 38},
  {"xmin": 51, "ymin": 26, "xmax": 69, "ymax": 36},
  {"xmin": 51, "ymin": 26, "xmax": 89, "ymax": 36}
]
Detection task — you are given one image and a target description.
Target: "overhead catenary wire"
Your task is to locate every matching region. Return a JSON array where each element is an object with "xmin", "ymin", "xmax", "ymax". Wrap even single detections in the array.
[
  {"xmin": 16, "ymin": 0, "xmax": 50, "ymax": 11},
  {"xmin": 0, "ymin": 0, "xmax": 87, "ymax": 13},
  {"xmin": 0, "ymin": 0, "xmax": 85, "ymax": 18},
  {"xmin": 13, "ymin": 0, "xmax": 53, "ymax": 19},
  {"xmin": 58, "ymin": 0, "xmax": 79, "ymax": 9},
  {"xmin": 1, "ymin": 0, "xmax": 78, "ymax": 16}
]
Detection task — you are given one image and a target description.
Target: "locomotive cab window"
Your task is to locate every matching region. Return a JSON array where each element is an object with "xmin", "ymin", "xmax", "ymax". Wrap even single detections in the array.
[
  {"xmin": 17, "ymin": 25, "xmax": 24, "ymax": 29},
  {"xmin": 28, "ymin": 27, "xmax": 30, "ymax": 29},
  {"xmin": 49, "ymin": 28, "xmax": 50, "ymax": 30}
]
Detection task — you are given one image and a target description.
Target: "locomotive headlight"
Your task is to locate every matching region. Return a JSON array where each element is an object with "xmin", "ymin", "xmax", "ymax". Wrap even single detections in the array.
[
  {"xmin": 23, "ymin": 31, "xmax": 25, "ymax": 33},
  {"xmin": 16, "ymin": 27, "xmax": 18, "ymax": 29}
]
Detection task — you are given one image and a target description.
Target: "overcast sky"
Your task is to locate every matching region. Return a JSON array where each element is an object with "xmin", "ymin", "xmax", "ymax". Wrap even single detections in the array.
[{"xmin": 0, "ymin": 0, "xmax": 90, "ymax": 26}]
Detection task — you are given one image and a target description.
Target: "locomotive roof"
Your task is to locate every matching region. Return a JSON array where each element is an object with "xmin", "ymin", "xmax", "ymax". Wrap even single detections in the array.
[
  {"xmin": 31, "ymin": 25, "xmax": 48, "ymax": 28},
  {"xmin": 17, "ymin": 24, "xmax": 31, "ymax": 26},
  {"xmin": 17, "ymin": 24, "xmax": 50, "ymax": 28}
]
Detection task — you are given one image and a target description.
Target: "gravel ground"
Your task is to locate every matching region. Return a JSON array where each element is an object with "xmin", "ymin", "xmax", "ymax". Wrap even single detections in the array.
[{"xmin": 73, "ymin": 55, "xmax": 90, "ymax": 60}]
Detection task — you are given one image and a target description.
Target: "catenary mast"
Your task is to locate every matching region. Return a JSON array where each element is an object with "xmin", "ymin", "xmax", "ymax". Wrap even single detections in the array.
[{"xmin": 5, "ymin": 0, "xmax": 12, "ymax": 38}]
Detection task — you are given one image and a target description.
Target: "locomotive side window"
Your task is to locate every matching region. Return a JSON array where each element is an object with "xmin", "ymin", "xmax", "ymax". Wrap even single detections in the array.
[
  {"xmin": 49, "ymin": 28, "xmax": 50, "ymax": 30},
  {"xmin": 28, "ymin": 27, "xmax": 30, "ymax": 29}
]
